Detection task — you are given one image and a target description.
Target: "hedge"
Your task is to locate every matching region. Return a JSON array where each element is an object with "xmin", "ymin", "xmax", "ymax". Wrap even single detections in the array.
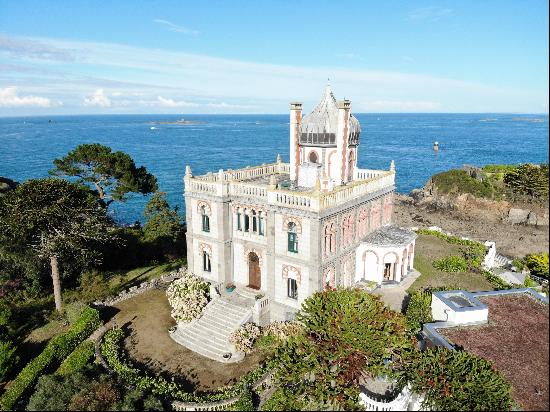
[
  {"xmin": 0, "ymin": 307, "xmax": 101, "ymax": 410},
  {"xmin": 55, "ymin": 340, "xmax": 95, "ymax": 376},
  {"xmin": 100, "ymin": 327, "xmax": 272, "ymax": 404}
]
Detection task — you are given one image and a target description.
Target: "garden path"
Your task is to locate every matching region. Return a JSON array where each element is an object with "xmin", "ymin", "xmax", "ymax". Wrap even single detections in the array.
[{"xmin": 372, "ymin": 269, "xmax": 421, "ymax": 313}]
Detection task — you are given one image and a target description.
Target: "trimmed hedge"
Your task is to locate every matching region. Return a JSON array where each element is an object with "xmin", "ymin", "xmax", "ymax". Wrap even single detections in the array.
[
  {"xmin": 100, "ymin": 327, "xmax": 272, "ymax": 404},
  {"xmin": 0, "ymin": 307, "xmax": 100, "ymax": 410},
  {"xmin": 55, "ymin": 340, "xmax": 95, "ymax": 376}
]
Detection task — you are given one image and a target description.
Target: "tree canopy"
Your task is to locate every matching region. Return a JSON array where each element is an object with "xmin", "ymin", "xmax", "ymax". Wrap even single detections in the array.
[
  {"xmin": 504, "ymin": 163, "xmax": 549, "ymax": 200},
  {"xmin": 50, "ymin": 143, "xmax": 158, "ymax": 205},
  {"xmin": 401, "ymin": 347, "xmax": 513, "ymax": 411},
  {"xmin": 0, "ymin": 178, "xmax": 114, "ymax": 310},
  {"xmin": 143, "ymin": 192, "xmax": 183, "ymax": 243},
  {"xmin": 271, "ymin": 288, "xmax": 413, "ymax": 410}
]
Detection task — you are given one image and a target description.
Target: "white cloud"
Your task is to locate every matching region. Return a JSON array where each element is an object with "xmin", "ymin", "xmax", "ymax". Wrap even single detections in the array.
[
  {"xmin": 0, "ymin": 34, "xmax": 546, "ymax": 114},
  {"xmin": 153, "ymin": 19, "xmax": 200, "ymax": 36},
  {"xmin": 407, "ymin": 7, "xmax": 454, "ymax": 22},
  {"xmin": 82, "ymin": 89, "xmax": 112, "ymax": 107},
  {"xmin": 0, "ymin": 86, "xmax": 59, "ymax": 107},
  {"xmin": 0, "ymin": 34, "xmax": 75, "ymax": 61}
]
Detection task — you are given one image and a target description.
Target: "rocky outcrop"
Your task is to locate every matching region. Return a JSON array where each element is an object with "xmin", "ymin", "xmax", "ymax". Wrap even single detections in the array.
[{"xmin": 409, "ymin": 179, "xmax": 548, "ymax": 227}]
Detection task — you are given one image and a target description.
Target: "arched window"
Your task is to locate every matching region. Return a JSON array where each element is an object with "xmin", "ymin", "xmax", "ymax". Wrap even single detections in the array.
[
  {"xmin": 201, "ymin": 206, "xmax": 210, "ymax": 232},
  {"xmin": 308, "ymin": 151, "xmax": 319, "ymax": 163},
  {"xmin": 252, "ymin": 210, "xmax": 257, "ymax": 232},
  {"xmin": 324, "ymin": 222, "xmax": 336, "ymax": 256},
  {"xmin": 236, "ymin": 209, "xmax": 242, "ymax": 231},
  {"xmin": 287, "ymin": 222, "xmax": 298, "ymax": 253},
  {"xmin": 244, "ymin": 210, "xmax": 250, "ymax": 232},
  {"xmin": 202, "ymin": 251, "xmax": 211, "ymax": 272},
  {"xmin": 258, "ymin": 212, "xmax": 265, "ymax": 236},
  {"xmin": 347, "ymin": 150, "xmax": 355, "ymax": 181}
]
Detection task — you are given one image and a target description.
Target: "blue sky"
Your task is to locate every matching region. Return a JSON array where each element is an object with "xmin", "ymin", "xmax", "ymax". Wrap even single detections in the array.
[{"xmin": 0, "ymin": 0, "xmax": 548, "ymax": 115}]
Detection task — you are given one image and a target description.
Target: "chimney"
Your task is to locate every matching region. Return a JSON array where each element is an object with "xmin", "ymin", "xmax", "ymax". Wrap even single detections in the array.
[{"xmin": 289, "ymin": 102, "xmax": 302, "ymax": 182}]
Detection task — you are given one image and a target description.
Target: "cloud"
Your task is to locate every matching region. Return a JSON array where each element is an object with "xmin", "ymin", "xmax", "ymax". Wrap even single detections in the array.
[
  {"xmin": 0, "ymin": 86, "xmax": 60, "ymax": 107},
  {"xmin": 407, "ymin": 7, "xmax": 454, "ymax": 22},
  {"xmin": 0, "ymin": 34, "xmax": 75, "ymax": 61},
  {"xmin": 0, "ymin": 34, "xmax": 546, "ymax": 114},
  {"xmin": 82, "ymin": 89, "xmax": 111, "ymax": 107},
  {"xmin": 153, "ymin": 19, "xmax": 200, "ymax": 36}
]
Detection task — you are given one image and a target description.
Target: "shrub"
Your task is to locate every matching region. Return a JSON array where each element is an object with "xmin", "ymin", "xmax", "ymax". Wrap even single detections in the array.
[
  {"xmin": 55, "ymin": 340, "xmax": 95, "ymax": 376},
  {"xmin": 0, "ymin": 339, "xmax": 18, "ymax": 382},
  {"xmin": 229, "ymin": 323, "xmax": 261, "ymax": 354},
  {"xmin": 433, "ymin": 256, "xmax": 469, "ymax": 272},
  {"xmin": 402, "ymin": 347, "xmax": 513, "ymax": 411},
  {"xmin": 75, "ymin": 270, "xmax": 112, "ymax": 303},
  {"xmin": 481, "ymin": 269, "xmax": 512, "ymax": 290},
  {"xmin": 432, "ymin": 169, "xmax": 495, "ymax": 198},
  {"xmin": 68, "ymin": 379, "xmax": 120, "ymax": 411},
  {"xmin": 263, "ymin": 321, "xmax": 303, "ymax": 341},
  {"xmin": 228, "ymin": 388, "xmax": 254, "ymax": 411},
  {"xmin": 0, "ymin": 307, "xmax": 101, "ymax": 410},
  {"xmin": 523, "ymin": 274, "xmax": 538, "ymax": 288},
  {"xmin": 100, "ymin": 327, "xmax": 273, "ymax": 404},
  {"xmin": 26, "ymin": 371, "xmax": 89, "ymax": 411},
  {"xmin": 512, "ymin": 258, "xmax": 526, "ymax": 271},
  {"xmin": 405, "ymin": 290, "xmax": 433, "ymax": 333},
  {"xmin": 525, "ymin": 253, "xmax": 549, "ymax": 279},
  {"xmin": 504, "ymin": 163, "xmax": 549, "ymax": 200},
  {"xmin": 166, "ymin": 271, "xmax": 210, "ymax": 323},
  {"xmin": 272, "ymin": 288, "xmax": 413, "ymax": 410}
]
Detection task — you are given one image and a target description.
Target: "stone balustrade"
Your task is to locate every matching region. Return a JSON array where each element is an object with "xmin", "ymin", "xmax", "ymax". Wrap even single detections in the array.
[
  {"xmin": 355, "ymin": 168, "xmax": 388, "ymax": 180},
  {"xmin": 186, "ymin": 163, "xmax": 394, "ymax": 212}
]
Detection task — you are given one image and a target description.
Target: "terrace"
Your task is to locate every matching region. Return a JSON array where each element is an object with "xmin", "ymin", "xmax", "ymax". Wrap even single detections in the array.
[{"xmin": 184, "ymin": 159, "xmax": 394, "ymax": 212}]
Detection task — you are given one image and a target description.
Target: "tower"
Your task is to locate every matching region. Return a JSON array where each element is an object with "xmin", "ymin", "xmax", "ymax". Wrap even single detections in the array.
[{"xmin": 290, "ymin": 85, "xmax": 361, "ymax": 189}]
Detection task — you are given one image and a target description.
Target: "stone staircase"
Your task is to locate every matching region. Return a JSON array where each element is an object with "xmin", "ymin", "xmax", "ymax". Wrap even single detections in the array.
[
  {"xmin": 494, "ymin": 253, "xmax": 511, "ymax": 268},
  {"xmin": 170, "ymin": 295, "xmax": 253, "ymax": 363}
]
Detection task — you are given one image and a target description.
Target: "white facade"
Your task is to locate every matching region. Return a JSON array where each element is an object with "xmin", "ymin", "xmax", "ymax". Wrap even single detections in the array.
[{"xmin": 184, "ymin": 86, "xmax": 416, "ymax": 321}]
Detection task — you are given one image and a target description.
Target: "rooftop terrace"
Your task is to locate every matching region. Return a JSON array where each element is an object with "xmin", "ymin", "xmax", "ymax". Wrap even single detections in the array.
[
  {"xmin": 436, "ymin": 291, "xmax": 549, "ymax": 411},
  {"xmin": 184, "ymin": 160, "xmax": 394, "ymax": 212}
]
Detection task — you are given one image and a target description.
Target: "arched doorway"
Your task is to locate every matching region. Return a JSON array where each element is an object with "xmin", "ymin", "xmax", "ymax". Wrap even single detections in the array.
[
  {"xmin": 308, "ymin": 151, "xmax": 319, "ymax": 163},
  {"xmin": 248, "ymin": 252, "xmax": 261, "ymax": 289}
]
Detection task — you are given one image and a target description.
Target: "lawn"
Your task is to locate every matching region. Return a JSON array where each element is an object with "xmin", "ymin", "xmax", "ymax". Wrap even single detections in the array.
[
  {"xmin": 408, "ymin": 234, "xmax": 495, "ymax": 292},
  {"xmin": 107, "ymin": 289, "xmax": 265, "ymax": 391}
]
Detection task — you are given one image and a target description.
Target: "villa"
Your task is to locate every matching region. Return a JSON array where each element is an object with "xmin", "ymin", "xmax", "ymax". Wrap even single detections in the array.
[{"xmin": 175, "ymin": 86, "xmax": 417, "ymax": 361}]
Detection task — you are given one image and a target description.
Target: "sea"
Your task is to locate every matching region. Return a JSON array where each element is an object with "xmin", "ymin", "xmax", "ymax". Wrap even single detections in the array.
[{"xmin": 1, "ymin": 113, "xmax": 548, "ymax": 224}]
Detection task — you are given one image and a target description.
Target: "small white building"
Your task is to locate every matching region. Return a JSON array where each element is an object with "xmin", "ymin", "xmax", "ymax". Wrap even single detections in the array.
[{"xmin": 184, "ymin": 85, "xmax": 416, "ymax": 321}]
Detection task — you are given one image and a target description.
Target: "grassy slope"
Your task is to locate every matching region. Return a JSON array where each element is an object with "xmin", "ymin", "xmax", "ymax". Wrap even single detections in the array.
[
  {"xmin": 106, "ymin": 259, "xmax": 184, "ymax": 293},
  {"xmin": 407, "ymin": 234, "xmax": 495, "ymax": 292}
]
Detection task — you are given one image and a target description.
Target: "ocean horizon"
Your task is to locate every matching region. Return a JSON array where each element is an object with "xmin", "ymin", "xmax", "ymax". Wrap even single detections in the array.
[{"xmin": 1, "ymin": 113, "xmax": 548, "ymax": 224}]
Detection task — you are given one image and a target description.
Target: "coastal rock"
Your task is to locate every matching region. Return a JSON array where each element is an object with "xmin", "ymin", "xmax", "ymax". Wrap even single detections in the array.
[
  {"xmin": 507, "ymin": 208, "xmax": 530, "ymax": 225},
  {"xmin": 409, "ymin": 189, "xmax": 425, "ymax": 203}
]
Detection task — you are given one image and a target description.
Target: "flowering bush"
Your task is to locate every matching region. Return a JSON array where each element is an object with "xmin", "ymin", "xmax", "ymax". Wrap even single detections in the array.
[
  {"xmin": 229, "ymin": 323, "xmax": 261, "ymax": 354},
  {"xmin": 263, "ymin": 321, "xmax": 303, "ymax": 341},
  {"xmin": 166, "ymin": 271, "xmax": 210, "ymax": 323}
]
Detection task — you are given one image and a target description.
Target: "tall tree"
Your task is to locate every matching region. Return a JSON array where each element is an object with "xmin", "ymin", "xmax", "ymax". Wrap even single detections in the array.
[
  {"xmin": 50, "ymin": 144, "xmax": 158, "ymax": 205},
  {"xmin": 143, "ymin": 192, "xmax": 183, "ymax": 242},
  {"xmin": 0, "ymin": 179, "xmax": 113, "ymax": 310}
]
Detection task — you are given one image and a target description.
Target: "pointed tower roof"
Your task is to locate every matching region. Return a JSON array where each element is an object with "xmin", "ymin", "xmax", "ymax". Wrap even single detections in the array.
[{"xmin": 299, "ymin": 85, "xmax": 339, "ymax": 136}]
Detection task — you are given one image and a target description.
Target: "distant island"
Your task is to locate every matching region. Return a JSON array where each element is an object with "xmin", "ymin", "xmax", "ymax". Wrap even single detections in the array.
[
  {"xmin": 511, "ymin": 117, "xmax": 545, "ymax": 123},
  {"xmin": 148, "ymin": 119, "xmax": 207, "ymax": 125}
]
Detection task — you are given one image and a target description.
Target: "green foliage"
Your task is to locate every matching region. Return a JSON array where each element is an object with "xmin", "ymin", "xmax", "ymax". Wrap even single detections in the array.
[
  {"xmin": 405, "ymin": 287, "xmax": 457, "ymax": 333},
  {"xmin": 0, "ymin": 178, "xmax": 115, "ymax": 304},
  {"xmin": 511, "ymin": 258, "xmax": 525, "ymax": 271},
  {"xmin": 143, "ymin": 192, "xmax": 183, "ymax": 242},
  {"xmin": 523, "ymin": 274, "xmax": 538, "ymax": 288},
  {"xmin": 482, "ymin": 164, "xmax": 518, "ymax": 174},
  {"xmin": 504, "ymin": 163, "xmax": 549, "ymax": 200},
  {"xmin": 402, "ymin": 347, "xmax": 513, "ymax": 411},
  {"xmin": 100, "ymin": 327, "xmax": 272, "ymax": 404},
  {"xmin": 67, "ymin": 378, "xmax": 120, "ymax": 411},
  {"xmin": 271, "ymin": 288, "xmax": 413, "ymax": 410},
  {"xmin": 481, "ymin": 269, "xmax": 512, "ymax": 290},
  {"xmin": 525, "ymin": 253, "xmax": 549, "ymax": 279},
  {"xmin": 0, "ymin": 339, "xmax": 18, "ymax": 383},
  {"xmin": 432, "ymin": 169, "xmax": 495, "ymax": 198},
  {"xmin": 72, "ymin": 270, "xmax": 113, "ymax": 304},
  {"xmin": 260, "ymin": 387, "xmax": 306, "ymax": 411},
  {"xmin": 0, "ymin": 307, "xmax": 101, "ymax": 410},
  {"xmin": 26, "ymin": 370, "xmax": 89, "ymax": 411},
  {"xmin": 50, "ymin": 143, "xmax": 158, "ymax": 205},
  {"xmin": 433, "ymin": 256, "xmax": 469, "ymax": 272},
  {"xmin": 227, "ymin": 389, "xmax": 254, "ymax": 411},
  {"xmin": 55, "ymin": 340, "xmax": 95, "ymax": 376}
]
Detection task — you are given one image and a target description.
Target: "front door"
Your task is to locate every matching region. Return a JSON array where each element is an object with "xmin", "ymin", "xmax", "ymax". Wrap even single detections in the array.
[{"xmin": 248, "ymin": 253, "xmax": 261, "ymax": 289}]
